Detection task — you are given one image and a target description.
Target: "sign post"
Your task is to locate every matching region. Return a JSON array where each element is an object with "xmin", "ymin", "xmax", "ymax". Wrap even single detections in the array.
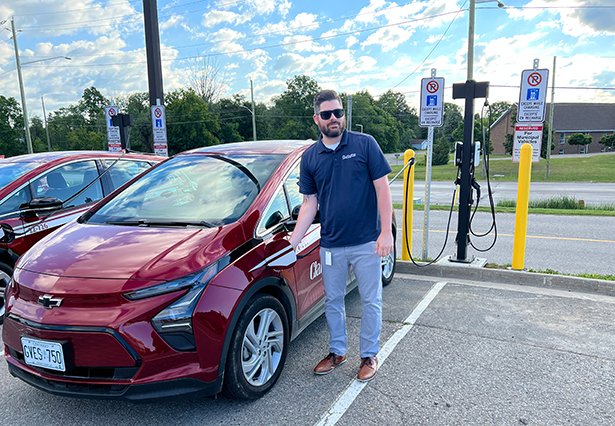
[
  {"xmin": 419, "ymin": 70, "xmax": 444, "ymax": 260},
  {"xmin": 151, "ymin": 100, "xmax": 168, "ymax": 157},
  {"xmin": 105, "ymin": 106, "xmax": 122, "ymax": 152}
]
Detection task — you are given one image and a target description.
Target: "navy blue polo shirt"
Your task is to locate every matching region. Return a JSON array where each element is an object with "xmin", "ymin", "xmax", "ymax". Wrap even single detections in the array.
[{"xmin": 299, "ymin": 130, "xmax": 391, "ymax": 248}]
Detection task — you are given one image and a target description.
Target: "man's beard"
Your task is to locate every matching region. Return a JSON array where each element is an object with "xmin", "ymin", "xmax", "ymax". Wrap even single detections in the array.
[{"xmin": 318, "ymin": 119, "xmax": 345, "ymax": 137}]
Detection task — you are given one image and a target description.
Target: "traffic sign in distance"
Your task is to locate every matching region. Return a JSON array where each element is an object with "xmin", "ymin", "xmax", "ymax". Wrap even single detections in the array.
[
  {"xmin": 517, "ymin": 68, "xmax": 549, "ymax": 123},
  {"xmin": 420, "ymin": 77, "xmax": 445, "ymax": 127}
]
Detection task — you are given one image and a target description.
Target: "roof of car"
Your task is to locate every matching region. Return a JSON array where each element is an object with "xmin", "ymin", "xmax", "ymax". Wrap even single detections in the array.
[
  {"xmin": 184, "ymin": 140, "xmax": 315, "ymax": 156},
  {"xmin": 1, "ymin": 150, "xmax": 161, "ymax": 163}
]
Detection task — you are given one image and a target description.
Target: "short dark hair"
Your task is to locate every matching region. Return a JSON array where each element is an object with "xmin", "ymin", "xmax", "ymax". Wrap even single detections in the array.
[{"xmin": 313, "ymin": 90, "xmax": 342, "ymax": 114}]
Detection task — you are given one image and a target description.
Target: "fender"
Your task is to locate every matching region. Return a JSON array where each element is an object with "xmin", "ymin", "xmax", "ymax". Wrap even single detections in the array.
[{"xmin": 215, "ymin": 276, "xmax": 297, "ymax": 379}]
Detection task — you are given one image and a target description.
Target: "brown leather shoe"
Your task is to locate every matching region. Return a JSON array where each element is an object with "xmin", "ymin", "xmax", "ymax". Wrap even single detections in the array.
[
  {"xmin": 357, "ymin": 356, "xmax": 378, "ymax": 382},
  {"xmin": 314, "ymin": 353, "xmax": 347, "ymax": 375}
]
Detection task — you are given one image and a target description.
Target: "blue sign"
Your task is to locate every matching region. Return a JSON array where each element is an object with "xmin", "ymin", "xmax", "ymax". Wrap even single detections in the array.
[
  {"xmin": 155, "ymin": 118, "xmax": 163, "ymax": 128},
  {"xmin": 526, "ymin": 89, "xmax": 539, "ymax": 101},
  {"xmin": 426, "ymin": 95, "xmax": 438, "ymax": 106}
]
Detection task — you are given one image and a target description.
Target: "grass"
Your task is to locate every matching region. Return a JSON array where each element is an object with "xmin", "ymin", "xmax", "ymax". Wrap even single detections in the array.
[
  {"xmin": 389, "ymin": 152, "xmax": 615, "ymax": 183},
  {"xmin": 485, "ymin": 263, "xmax": 615, "ymax": 282}
]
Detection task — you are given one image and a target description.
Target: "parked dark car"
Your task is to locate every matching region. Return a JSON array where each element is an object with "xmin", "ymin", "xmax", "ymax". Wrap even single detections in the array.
[
  {"xmin": 2, "ymin": 140, "xmax": 396, "ymax": 400},
  {"xmin": 0, "ymin": 151, "xmax": 163, "ymax": 322}
]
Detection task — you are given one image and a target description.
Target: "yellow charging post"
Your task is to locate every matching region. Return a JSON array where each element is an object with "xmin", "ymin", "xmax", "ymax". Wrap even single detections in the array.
[
  {"xmin": 512, "ymin": 143, "xmax": 533, "ymax": 270},
  {"xmin": 401, "ymin": 149, "xmax": 416, "ymax": 261}
]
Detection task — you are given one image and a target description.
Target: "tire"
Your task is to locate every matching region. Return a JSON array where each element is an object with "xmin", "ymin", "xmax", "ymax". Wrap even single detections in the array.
[
  {"xmin": 223, "ymin": 294, "xmax": 289, "ymax": 399},
  {"xmin": 0, "ymin": 262, "xmax": 13, "ymax": 325},
  {"xmin": 381, "ymin": 237, "xmax": 396, "ymax": 287}
]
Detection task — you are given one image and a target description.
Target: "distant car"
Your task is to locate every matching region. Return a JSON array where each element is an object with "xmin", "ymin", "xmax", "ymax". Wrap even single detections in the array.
[
  {"xmin": 2, "ymin": 140, "xmax": 396, "ymax": 400},
  {"xmin": 0, "ymin": 151, "xmax": 163, "ymax": 321}
]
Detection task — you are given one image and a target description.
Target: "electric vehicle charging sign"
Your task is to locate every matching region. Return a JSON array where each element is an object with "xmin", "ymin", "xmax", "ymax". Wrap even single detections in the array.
[
  {"xmin": 419, "ymin": 77, "xmax": 445, "ymax": 127},
  {"xmin": 517, "ymin": 69, "xmax": 549, "ymax": 123},
  {"xmin": 513, "ymin": 123, "xmax": 542, "ymax": 163},
  {"xmin": 151, "ymin": 105, "xmax": 168, "ymax": 157},
  {"xmin": 105, "ymin": 106, "xmax": 122, "ymax": 152}
]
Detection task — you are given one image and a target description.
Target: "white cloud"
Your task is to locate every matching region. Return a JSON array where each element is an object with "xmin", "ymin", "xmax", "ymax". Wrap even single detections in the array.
[
  {"xmin": 254, "ymin": 12, "xmax": 319, "ymax": 36},
  {"xmin": 202, "ymin": 10, "xmax": 245, "ymax": 28},
  {"xmin": 160, "ymin": 15, "xmax": 183, "ymax": 32},
  {"xmin": 282, "ymin": 35, "xmax": 333, "ymax": 53},
  {"xmin": 361, "ymin": 26, "xmax": 414, "ymax": 52}
]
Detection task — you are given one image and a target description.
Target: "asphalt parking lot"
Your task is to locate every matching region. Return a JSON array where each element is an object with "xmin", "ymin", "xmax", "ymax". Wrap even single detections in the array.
[{"xmin": 2, "ymin": 267, "xmax": 615, "ymax": 425}]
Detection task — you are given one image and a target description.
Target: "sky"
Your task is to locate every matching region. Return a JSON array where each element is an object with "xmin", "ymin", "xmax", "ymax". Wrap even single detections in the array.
[{"xmin": 0, "ymin": 0, "xmax": 614, "ymax": 121}]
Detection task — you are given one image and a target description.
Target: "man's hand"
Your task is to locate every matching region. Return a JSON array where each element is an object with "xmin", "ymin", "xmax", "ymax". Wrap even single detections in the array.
[{"xmin": 376, "ymin": 230, "xmax": 394, "ymax": 257}]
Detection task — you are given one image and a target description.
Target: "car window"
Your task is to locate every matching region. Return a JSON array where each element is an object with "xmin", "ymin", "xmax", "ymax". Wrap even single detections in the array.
[
  {"xmin": 87, "ymin": 154, "xmax": 285, "ymax": 226},
  {"xmin": 32, "ymin": 161, "xmax": 103, "ymax": 207},
  {"xmin": 0, "ymin": 161, "xmax": 38, "ymax": 189},
  {"xmin": 102, "ymin": 160, "xmax": 151, "ymax": 189},
  {"xmin": 0, "ymin": 187, "xmax": 32, "ymax": 219},
  {"xmin": 257, "ymin": 187, "xmax": 290, "ymax": 235},
  {"xmin": 284, "ymin": 163, "xmax": 302, "ymax": 213}
]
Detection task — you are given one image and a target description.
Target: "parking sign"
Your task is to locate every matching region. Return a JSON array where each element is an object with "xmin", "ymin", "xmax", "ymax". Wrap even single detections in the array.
[
  {"xmin": 419, "ymin": 77, "xmax": 445, "ymax": 127},
  {"xmin": 517, "ymin": 69, "xmax": 549, "ymax": 123}
]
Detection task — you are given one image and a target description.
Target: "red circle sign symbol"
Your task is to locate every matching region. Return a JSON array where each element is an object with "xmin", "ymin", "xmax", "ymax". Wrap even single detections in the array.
[
  {"xmin": 528, "ymin": 72, "xmax": 542, "ymax": 87},
  {"xmin": 108, "ymin": 108, "xmax": 117, "ymax": 116},
  {"xmin": 154, "ymin": 108, "xmax": 162, "ymax": 118},
  {"xmin": 426, "ymin": 80, "xmax": 439, "ymax": 93}
]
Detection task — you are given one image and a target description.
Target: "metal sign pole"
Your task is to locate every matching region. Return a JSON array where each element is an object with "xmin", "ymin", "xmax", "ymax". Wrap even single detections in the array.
[{"xmin": 422, "ymin": 125, "xmax": 434, "ymax": 260}]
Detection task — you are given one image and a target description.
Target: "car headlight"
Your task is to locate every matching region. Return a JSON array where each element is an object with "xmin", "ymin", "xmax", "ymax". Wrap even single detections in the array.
[{"xmin": 124, "ymin": 257, "xmax": 229, "ymax": 351}]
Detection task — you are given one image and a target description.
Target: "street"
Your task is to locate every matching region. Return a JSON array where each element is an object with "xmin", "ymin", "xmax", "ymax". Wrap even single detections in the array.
[
  {"xmin": 395, "ymin": 209, "xmax": 615, "ymax": 276},
  {"xmin": 2, "ymin": 274, "xmax": 614, "ymax": 425},
  {"xmin": 390, "ymin": 180, "xmax": 615, "ymax": 207}
]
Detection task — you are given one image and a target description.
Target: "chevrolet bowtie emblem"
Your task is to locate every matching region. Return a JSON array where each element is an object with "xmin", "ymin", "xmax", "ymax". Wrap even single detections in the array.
[{"xmin": 38, "ymin": 294, "xmax": 63, "ymax": 309}]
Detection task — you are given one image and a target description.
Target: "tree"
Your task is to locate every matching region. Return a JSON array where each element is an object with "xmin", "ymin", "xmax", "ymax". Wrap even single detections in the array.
[
  {"xmin": 270, "ymin": 75, "xmax": 320, "ymax": 140},
  {"xmin": 432, "ymin": 137, "xmax": 450, "ymax": 166},
  {"xmin": 188, "ymin": 57, "xmax": 226, "ymax": 104},
  {"xmin": 567, "ymin": 133, "xmax": 592, "ymax": 153},
  {"xmin": 600, "ymin": 133, "xmax": 615, "ymax": 150},
  {"xmin": 350, "ymin": 91, "xmax": 399, "ymax": 153},
  {"xmin": 0, "ymin": 95, "xmax": 26, "ymax": 157},
  {"xmin": 376, "ymin": 90, "xmax": 419, "ymax": 151},
  {"xmin": 165, "ymin": 89, "xmax": 220, "ymax": 154}
]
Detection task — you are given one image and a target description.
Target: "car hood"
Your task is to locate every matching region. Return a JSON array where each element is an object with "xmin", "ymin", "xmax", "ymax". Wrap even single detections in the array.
[{"xmin": 16, "ymin": 221, "xmax": 238, "ymax": 282}]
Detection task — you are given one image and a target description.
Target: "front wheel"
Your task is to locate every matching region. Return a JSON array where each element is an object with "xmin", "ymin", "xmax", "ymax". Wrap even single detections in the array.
[
  {"xmin": 223, "ymin": 295, "xmax": 289, "ymax": 399},
  {"xmin": 0, "ymin": 262, "xmax": 13, "ymax": 324},
  {"xmin": 381, "ymin": 240, "xmax": 396, "ymax": 287}
]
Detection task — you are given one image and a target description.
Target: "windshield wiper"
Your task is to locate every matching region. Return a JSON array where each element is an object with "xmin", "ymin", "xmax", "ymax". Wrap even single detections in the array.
[{"xmin": 104, "ymin": 219, "xmax": 215, "ymax": 228}]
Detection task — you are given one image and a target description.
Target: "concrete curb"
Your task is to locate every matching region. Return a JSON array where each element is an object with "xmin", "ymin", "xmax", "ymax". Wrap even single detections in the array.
[{"xmin": 395, "ymin": 260, "xmax": 615, "ymax": 298}]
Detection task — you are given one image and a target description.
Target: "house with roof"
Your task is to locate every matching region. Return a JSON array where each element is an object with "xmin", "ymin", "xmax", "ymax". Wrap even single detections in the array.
[{"xmin": 490, "ymin": 103, "xmax": 615, "ymax": 155}]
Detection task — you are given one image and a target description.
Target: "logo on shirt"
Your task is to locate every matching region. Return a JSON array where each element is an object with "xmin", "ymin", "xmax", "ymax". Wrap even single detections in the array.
[{"xmin": 342, "ymin": 153, "xmax": 356, "ymax": 160}]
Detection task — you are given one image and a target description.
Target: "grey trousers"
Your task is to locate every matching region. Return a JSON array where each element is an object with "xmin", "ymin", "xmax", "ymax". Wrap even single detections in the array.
[{"xmin": 320, "ymin": 241, "xmax": 382, "ymax": 358}]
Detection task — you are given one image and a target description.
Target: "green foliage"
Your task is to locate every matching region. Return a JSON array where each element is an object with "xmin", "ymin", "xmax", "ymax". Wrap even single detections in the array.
[
  {"xmin": 431, "ymin": 138, "xmax": 450, "ymax": 166},
  {"xmin": 567, "ymin": 133, "xmax": 592, "ymax": 149},
  {"xmin": 0, "ymin": 95, "xmax": 26, "ymax": 156},
  {"xmin": 599, "ymin": 133, "xmax": 615, "ymax": 149}
]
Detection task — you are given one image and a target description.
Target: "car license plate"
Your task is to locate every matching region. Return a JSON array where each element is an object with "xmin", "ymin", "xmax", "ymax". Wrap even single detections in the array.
[{"xmin": 21, "ymin": 337, "xmax": 66, "ymax": 372}]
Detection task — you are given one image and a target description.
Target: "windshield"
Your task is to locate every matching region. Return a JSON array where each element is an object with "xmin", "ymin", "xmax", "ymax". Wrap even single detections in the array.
[
  {"xmin": 87, "ymin": 153, "xmax": 285, "ymax": 226},
  {"xmin": 0, "ymin": 162, "xmax": 39, "ymax": 189}
]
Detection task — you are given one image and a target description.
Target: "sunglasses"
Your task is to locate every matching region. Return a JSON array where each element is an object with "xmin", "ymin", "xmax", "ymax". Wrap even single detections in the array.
[{"xmin": 318, "ymin": 109, "xmax": 345, "ymax": 120}]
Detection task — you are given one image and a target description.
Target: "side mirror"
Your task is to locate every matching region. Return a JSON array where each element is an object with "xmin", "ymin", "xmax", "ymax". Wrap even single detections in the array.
[
  {"xmin": 20, "ymin": 197, "xmax": 63, "ymax": 218},
  {"xmin": 0, "ymin": 224, "xmax": 15, "ymax": 243},
  {"xmin": 264, "ymin": 211, "xmax": 284, "ymax": 230},
  {"xmin": 290, "ymin": 205, "xmax": 320, "ymax": 223}
]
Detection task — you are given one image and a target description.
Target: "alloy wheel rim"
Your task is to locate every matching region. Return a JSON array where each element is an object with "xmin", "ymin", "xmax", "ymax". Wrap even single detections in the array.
[
  {"xmin": 381, "ymin": 252, "xmax": 395, "ymax": 280},
  {"xmin": 241, "ymin": 307, "xmax": 284, "ymax": 387}
]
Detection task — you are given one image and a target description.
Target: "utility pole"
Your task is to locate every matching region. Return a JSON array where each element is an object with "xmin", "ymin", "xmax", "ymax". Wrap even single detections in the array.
[
  {"xmin": 143, "ymin": 0, "xmax": 164, "ymax": 106},
  {"xmin": 10, "ymin": 17, "xmax": 33, "ymax": 154},
  {"xmin": 41, "ymin": 96, "xmax": 51, "ymax": 151},
  {"xmin": 546, "ymin": 56, "xmax": 556, "ymax": 179},
  {"xmin": 250, "ymin": 79, "xmax": 257, "ymax": 141}
]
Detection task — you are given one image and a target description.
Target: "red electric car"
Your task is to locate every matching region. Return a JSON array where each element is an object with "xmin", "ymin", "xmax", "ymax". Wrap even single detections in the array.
[
  {"xmin": 0, "ymin": 151, "xmax": 162, "ymax": 322},
  {"xmin": 2, "ymin": 140, "xmax": 396, "ymax": 400}
]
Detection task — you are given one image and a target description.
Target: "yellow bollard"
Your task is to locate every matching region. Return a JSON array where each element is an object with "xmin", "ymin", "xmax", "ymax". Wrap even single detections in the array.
[
  {"xmin": 512, "ymin": 143, "xmax": 533, "ymax": 270},
  {"xmin": 401, "ymin": 149, "xmax": 416, "ymax": 261}
]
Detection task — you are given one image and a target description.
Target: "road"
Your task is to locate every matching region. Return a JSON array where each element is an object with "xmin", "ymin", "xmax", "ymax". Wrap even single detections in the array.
[
  {"xmin": 395, "ymin": 209, "xmax": 615, "ymax": 276},
  {"xmin": 391, "ymin": 180, "xmax": 615, "ymax": 206},
  {"xmin": 2, "ymin": 275, "xmax": 614, "ymax": 425}
]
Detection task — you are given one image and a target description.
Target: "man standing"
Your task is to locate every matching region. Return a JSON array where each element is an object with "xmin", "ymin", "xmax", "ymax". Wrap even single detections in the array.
[{"xmin": 289, "ymin": 90, "xmax": 393, "ymax": 382}]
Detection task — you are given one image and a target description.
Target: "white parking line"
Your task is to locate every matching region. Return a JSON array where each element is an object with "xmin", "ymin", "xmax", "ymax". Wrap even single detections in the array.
[{"xmin": 315, "ymin": 281, "xmax": 447, "ymax": 426}]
